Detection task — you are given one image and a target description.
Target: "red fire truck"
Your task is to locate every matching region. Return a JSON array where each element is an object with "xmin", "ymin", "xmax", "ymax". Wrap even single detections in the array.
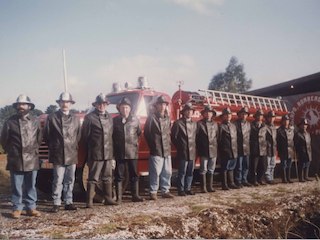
[{"xmin": 36, "ymin": 77, "xmax": 288, "ymax": 196}]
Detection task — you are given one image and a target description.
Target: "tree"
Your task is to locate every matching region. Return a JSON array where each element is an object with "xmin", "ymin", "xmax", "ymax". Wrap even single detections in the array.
[
  {"xmin": 45, "ymin": 105, "xmax": 58, "ymax": 114},
  {"xmin": 209, "ymin": 56, "xmax": 252, "ymax": 93}
]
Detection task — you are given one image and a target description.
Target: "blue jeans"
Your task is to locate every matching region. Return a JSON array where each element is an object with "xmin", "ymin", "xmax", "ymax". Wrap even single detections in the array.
[
  {"xmin": 200, "ymin": 157, "xmax": 217, "ymax": 175},
  {"xmin": 149, "ymin": 155, "xmax": 172, "ymax": 194},
  {"xmin": 10, "ymin": 170, "xmax": 38, "ymax": 211},
  {"xmin": 235, "ymin": 156, "xmax": 250, "ymax": 184},
  {"xmin": 178, "ymin": 160, "xmax": 194, "ymax": 192},
  {"xmin": 281, "ymin": 158, "xmax": 292, "ymax": 169},
  {"xmin": 52, "ymin": 164, "xmax": 76, "ymax": 206},
  {"xmin": 265, "ymin": 156, "xmax": 276, "ymax": 181},
  {"xmin": 222, "ymin": 159, "xmax": 237, "ymax": 171}
]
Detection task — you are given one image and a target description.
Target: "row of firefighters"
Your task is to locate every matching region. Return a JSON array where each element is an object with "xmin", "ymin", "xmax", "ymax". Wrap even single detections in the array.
[{"xmin": 0, "ymin": 92, "xmax": 313, "ymax": 219}]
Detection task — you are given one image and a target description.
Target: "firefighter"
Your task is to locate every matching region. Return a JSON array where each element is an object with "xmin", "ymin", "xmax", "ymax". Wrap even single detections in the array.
[
  {"xmin": 82, "ymin": 93, "xmax": 118, "ymax": 208},
  {"xmin": 276, "ymin": 114, "xmax": 294, "ymax": 183},
  {"xmin": 218, "ymin": 107, "xmax": 238, "ymax": 190},
  {"xmin": 44, "ymin": 92, "xmax": 81, "ymax": 212},
  {"xmin": 113, "ymin": 97, "xmax": 144, "ymax": 203},
  {"xmin": 250, "ymin": 109, "xmax": 268, "ymax": 186},
  {"xmin": 265, "ymin": 110, "xmax": 277, "ymax": 184},
  {"xmin": 1, "ymin": 95, "xmax": 42, "ymax": 219},
  {"xmin": 144, "ymin": 95, "xmax": 174, "ymax": 200},
  {"xmin": 234, "ymin": 107, "xmax": 251, "ymax": 187},
  {"xmin": 172, "ymin": 102, "xmax": 197, "ymax": 196},
  {"xmin": 196, "ymin": 105, "xmax": 218, "ymax": 193},
  {"xmin": 294, "ymin": 118, "xmax": 313, "ymax": 182}
]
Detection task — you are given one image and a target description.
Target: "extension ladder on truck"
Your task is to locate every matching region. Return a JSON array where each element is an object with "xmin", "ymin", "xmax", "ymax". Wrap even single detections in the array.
[{"xmin": 198, "ymin": 89, "xmax": 288, "ymax": 113}]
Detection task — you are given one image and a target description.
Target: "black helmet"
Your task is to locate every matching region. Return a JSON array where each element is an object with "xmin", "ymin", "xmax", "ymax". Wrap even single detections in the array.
[
  {"xmin": 92, "ymin": 93, "xmax": 110, "ymax": 106},
  {"xmin": 56, "ymin": 92, "xmax": 75, "ymax": 104}
]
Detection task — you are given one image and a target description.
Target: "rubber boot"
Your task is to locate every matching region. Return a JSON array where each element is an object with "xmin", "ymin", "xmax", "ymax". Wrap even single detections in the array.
[
  {"xmin": 116, "ymin": 182, "xmax": 122, "ymax": 204},
  {"xmin": 103, "ymin": 182, "xmax": 118, "ymax": 205},
  {"xmin": 86, "ymin": 183, "xmax": 95, "ymax": 208},
  {"xmin": 282, "ymin": 169, "xmax": 288, "ymax": 183},
  {"xmin": 299, "ymin": 167, "xmax": 305, "ymax": 182},
  {"xmin": 207, "ymin": 174, "xmax": 215, "ymax": 192},
  {"xmin": 200, "ymin": 174, "xmax": 207, "ymax": 193},
  {"xmin": 304, "ymin": 167, "xmax": 312, "ymax": 181},
  {"xmin": 287, "ymin": 168, "xmax": 293, "ymax": 183},
  {"xmin": 228, "ymin": 171, "xmax": 240, "ymax": 189},
  {"xmin": 253, "ymin": 174, "xmax": 259, "ymax": 186},
  {"xmin": 131, "ymin": 182, "xmax": 144, "ymax": 202},
  {"xmin": 221, "ymin": 171, "xmax": 229, "ymax": 190}
]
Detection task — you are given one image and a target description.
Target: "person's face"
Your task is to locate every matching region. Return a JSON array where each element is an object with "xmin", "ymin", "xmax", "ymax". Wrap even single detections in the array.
[
  {"xmin": 59, "ymin": 101, "xmax": 72, "ymax": 112},
  {"xmin": 256, "ymin": 115, "xmax": 263, "ymax": 122},
  {"xmin": 282, "ymin": 119, "xmax": 290, "ymax": 128},
  {"xmin": 301, "ymin": 124, "xmax": 308, "ymax": 131},
  {"xmin": 119, "ymin": 104, "xmax": 131, "ymax": 118},
  {"xmin": 239, "ymin": 112, "xmax": 248, "ymax": 121},
  {"xmin": 203, "ymin": 112, "xmax": 213, "ymax": 121},
  {"xmin": 183, "ymin": 109, "xmax": 193, "ymax": 119},
  {"xmin": 269, "ymin": 116, "xmax": 275, "ymax": 124},
  {"xmin": 223, "ymin": 113, "xmax": 232, "ymax": 122},
  {"xmin": 17, "ymin": 103, "xmax": 31, "ymax": 115},
  {"xmin": 95, "ymin": 102, "xmax": 107, "ymax": 113},
  {"xmin": 156, "ymin": 103, "xmax": 167, "ymax": 115}
]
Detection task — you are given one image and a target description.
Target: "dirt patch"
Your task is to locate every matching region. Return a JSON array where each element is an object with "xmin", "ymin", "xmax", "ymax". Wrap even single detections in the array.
[{"xmin": 1, "ymin": 155, "xmax": 320, "ymax": 238}]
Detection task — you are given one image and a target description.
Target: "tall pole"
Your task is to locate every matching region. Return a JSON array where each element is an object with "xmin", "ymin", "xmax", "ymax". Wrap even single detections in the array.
[{"xmin": 63, "ymin": 49, "xmax": 68, "ymax": 93}]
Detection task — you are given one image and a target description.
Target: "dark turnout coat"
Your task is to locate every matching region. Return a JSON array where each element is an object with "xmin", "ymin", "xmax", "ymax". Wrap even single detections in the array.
[
  {"xmin": 1, "ymin": 114, "xmax": 42, "ymax": 171},
  {"xmin": 294, "ymin": 130, "xmax": 312, "ymax": 162},
  {"xmin": 276, "ymin": 125, "xmax": 295, "ymax": 160},
  {"xmin": 250, "ymin": 121, "xmax": 267, "ymax": 157},
  {"xmin": 144, "ymin": 112, "xmax": 171, "ymax": 158},
  {"xmin": 171, "ymin": 118, "xmax": 197, "ymax": 161},
  {"xmin": 218, "ymin": 121, "xmax": 238, "ymax": 160},
  {"xmin": 81, "ymin": 109, "xmax": 114, "ymax": 161},
  {"xmin": 234, "ymin": 119, "xmax": 251, "ymax": 157},
  {"xmin": 113, "ymin": 114, "xmax": 141, "ymax": 160},
  {"xmin": 44, "ymin": 111, "xmax": 81, "ymax": 165},
  {"xmin": 196, "ymin": 119, "xmax": 218, "ymax": 158}
]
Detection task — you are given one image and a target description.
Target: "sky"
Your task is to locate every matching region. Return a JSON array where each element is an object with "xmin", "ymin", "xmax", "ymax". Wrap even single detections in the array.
[{"xmin": 0, "ymin": 0, "xmax": 319, "ymax": 111}]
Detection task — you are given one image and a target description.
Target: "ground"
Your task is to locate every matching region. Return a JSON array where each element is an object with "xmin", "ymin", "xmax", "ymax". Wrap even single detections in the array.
[{"xmin": 1, "ymin": 155, "xmax": 320, "ymax": 239}]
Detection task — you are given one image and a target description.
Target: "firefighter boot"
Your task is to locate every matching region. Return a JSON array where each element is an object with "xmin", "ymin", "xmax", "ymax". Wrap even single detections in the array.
[
  {"xmin": 222, "ymin": 171, "xmax": 229, "ymax": 190},
  {"xmin": 228, "ymin": 171, "xmax": 240, "ymax": 189},
  {"xmin": 282, "ymin": 169, "xmax": 288, "ymax": 183},
  {"xmin": 103, "ymin": 182, "xmax": 118, "ymax": 205},
  {"xmin": 299, "ymin": 167, "xmax": 305, "ymax": 182},
  {"xmin": 86, "ymin": 183, "xmax": 95, "ymax": 208},
  {"xmin": 287, "ymin": 168, "xmax": 293, "ymax": 183},
  {"xmin": 116, "ymin": 182, "xmax": 122, "ymax": 204},
  {"xmin": 200, "ymin": 174, "xmax": 207, "ymax": 193},
  {"xmin": 207, "ymin": 173, "xmax": 215, "ymax": 192},
  {"xmin": 131, "ymin": 182, "xmax": 144, "ymax": 202},
  {"xmin": 304, "ymin": 167, "xmax": 313, "ymax": 181}
]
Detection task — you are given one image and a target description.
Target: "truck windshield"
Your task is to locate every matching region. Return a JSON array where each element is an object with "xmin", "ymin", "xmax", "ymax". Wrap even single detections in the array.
[{"xmin": 106, "ymin": 93, "xmax": 140, "ymax": 114}]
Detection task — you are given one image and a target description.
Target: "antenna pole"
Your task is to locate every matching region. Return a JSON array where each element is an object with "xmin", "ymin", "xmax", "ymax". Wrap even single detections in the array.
[{"xmin": 63, "ymin": 49, "xmax": 68, "ymax": 93}]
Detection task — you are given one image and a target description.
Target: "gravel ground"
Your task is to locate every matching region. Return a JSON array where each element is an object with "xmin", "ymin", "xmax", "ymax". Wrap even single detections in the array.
[{"xmin": 1, "ymin": 179, "xmax": 320, "ymax": 239}]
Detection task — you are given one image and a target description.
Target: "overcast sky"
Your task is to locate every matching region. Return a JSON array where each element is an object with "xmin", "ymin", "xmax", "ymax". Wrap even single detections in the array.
[{"xmin": 1, "ymin": 0, "xmax": 319, "ymax": 111}]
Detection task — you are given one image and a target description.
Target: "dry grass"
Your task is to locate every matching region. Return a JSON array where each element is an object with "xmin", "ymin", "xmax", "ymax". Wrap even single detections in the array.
[{"xmin": 0, "ymin": 155, "xmax": 10, "ymax": 194}]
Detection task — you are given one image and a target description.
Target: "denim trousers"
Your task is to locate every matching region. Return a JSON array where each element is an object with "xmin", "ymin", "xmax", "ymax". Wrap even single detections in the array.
[
  {"xmin": 149, "ymin": 155, "xmax": 172, "ymax": 194},
  {"xmin": 265, "ymin": 156, "xmax": 276, "ymax": 181},
  {"xmin": 200, "ymin": 157, "xmax": 217, "ymax": 175},
  {"xmin": 52, "ymin": 164, "xmax": 76, "ymax": 206},
  {"xmin": 178, "ymin": 159, "xmax": 194, "ymax": 192},
  {"xmin": 235, "ymin": 155, "xmax": 250, "ymax": 184},
  {"xmin": 10, "ymin": 170, "xmax": 38, "ymax": 211},
  {"xmin": 221, "ymin": 158, "xmax": 237, "ymax": 171},
  {"xmin": 280, "ymin": 158, "xmax": 292, "ymax": 169}
]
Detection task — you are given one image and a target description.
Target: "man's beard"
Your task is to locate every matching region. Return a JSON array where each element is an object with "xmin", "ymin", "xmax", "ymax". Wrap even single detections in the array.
[{"xmin": 18, "ymin": 108, "xmax": 30, "ymax": 116}]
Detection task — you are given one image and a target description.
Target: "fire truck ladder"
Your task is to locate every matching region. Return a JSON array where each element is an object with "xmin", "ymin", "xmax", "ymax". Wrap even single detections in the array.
[{"xmin": 198, "ymin": 89, "xmax": 288, "ymax": 112}]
